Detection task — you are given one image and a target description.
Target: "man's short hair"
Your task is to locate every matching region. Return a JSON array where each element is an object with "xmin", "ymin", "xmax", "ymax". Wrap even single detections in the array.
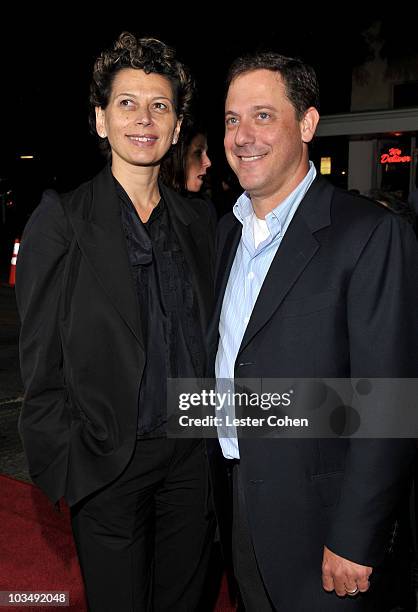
[{"xmin": 226, "ymin": 52, "xmax": 320, "ymax": 119}]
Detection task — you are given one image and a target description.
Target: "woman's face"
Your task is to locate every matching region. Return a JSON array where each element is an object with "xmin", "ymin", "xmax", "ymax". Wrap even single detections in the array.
[
  {"xmin": 95, "ymin": 68, "xmax": 181, "ymax": 171},
  {"xmin": 185, "ymin": 133, "xmax": 211, "ymax": 192}
]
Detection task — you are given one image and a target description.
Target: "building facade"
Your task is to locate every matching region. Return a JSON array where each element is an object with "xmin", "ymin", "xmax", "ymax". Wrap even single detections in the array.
[{"xmin": 315, "ymin": 23, "xmax": 418, "ymax": 200}]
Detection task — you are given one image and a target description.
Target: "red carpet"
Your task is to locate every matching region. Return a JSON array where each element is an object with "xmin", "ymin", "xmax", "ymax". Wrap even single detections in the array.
[
  {"xmin": 0, "ymin": 474, "xmax": 86, "ymax": 610},
  {"xmin": 0, "ymin": 474, "xmax": 235, "ymax": 611}
]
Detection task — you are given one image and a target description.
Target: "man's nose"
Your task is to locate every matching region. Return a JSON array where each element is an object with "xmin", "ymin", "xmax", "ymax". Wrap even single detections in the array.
[{"xmin": 234, "ymin": 121, "xmax": 255, "ymax": 146}]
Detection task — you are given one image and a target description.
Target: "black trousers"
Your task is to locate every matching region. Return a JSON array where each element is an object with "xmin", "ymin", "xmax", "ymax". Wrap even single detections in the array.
[
  {"xmin": 232, "ymin": 462, "xmax": 274, "ymax": 612},
  {"xmin": 71, "ymin": 438, "xmax": 215, "ymax": 612}
]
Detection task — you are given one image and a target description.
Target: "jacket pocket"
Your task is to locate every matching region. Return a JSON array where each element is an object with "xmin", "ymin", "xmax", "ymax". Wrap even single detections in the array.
[
  {"xmin": 279, "ymin": 290, "xmax": 342, "ymax": 318},
  {"xmin": 66, "ymin": 386, "xmax": 116, "ymax": 455}
]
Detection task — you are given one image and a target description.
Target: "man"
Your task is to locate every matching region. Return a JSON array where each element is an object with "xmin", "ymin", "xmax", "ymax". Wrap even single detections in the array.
[{"xmin": 209, "ymin": 52, "xmax": 418, "ymax": 611}]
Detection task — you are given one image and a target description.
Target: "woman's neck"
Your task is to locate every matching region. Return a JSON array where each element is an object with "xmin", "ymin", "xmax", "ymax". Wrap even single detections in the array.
[{"xmin": 111, "ymin": 160, "xmax": 161, "ymax": 222}]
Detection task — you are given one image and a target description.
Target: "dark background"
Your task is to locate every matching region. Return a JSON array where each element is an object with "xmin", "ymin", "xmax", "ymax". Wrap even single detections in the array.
[
  {"xmin": 0, "ymin": 11, "xmax": 378, "ymax": 186},
  {"xmin": 1, "ymin": 14, "xmax": 418, "ymax": 610},
  {"xmin": 1, "ymin": 7, "xmax": 416, "ymax": 264}
]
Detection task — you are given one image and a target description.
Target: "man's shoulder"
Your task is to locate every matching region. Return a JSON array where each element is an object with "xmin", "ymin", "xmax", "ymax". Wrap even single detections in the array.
[
  {"xmin": 333, "ymin": 187, "xmax": 385, "ymax": 215},
  {"xmin": 329, "ymin": 185, "xmax": 393, "ymax": 232},
  {"xmin": 308, "ymin": 175, "xmax": 385, "ymax": 223},
  {"xmin": 326, "ymin": 186, "xmax": 417, "ymax": 262}
]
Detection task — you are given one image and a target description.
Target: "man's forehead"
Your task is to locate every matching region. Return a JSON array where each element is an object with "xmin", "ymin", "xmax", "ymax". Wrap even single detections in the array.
[
  {"xmin": 229, "ymin": 69, "xmax": 283, "ymax": 89},
  {"xmin": 225, "ymin": 70, "xmax": 285, "ymax": 109}
]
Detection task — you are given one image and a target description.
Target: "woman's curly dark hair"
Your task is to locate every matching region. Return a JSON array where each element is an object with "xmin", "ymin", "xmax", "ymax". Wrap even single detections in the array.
[{"xmin": 89, "ymin": 32, "xmax": 194, "ymax": 156}]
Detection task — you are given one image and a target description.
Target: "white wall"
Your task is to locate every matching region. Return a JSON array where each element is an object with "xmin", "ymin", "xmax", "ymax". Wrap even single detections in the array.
[{"xmin": 348, "ymin": 140, "xmax": 377, "ymax": 193}]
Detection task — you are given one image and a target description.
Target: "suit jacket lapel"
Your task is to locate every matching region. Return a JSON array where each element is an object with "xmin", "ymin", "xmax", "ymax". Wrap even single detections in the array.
[
  {"xmin": 66, "ymin": 165, "xmax": 143, "ymax": 347},
  {"xmin": 237, "ymin": 216, "xmax": 319, "ymax": 356},
  {"xmin": 236, "ymin": 176, "xmax": 334, "ymax": 357}
]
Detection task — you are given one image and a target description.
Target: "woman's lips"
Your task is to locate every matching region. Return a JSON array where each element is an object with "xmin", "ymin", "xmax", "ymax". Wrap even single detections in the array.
[{"xmin": 127, "ymin": 134, "xmax": 158, "ymax": 146}]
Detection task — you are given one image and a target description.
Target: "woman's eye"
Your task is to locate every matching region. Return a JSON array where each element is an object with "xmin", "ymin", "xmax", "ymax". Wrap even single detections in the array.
[
  {"xmin": 120, "ymin": 99, "xmax": 134, "ymax": 108},
  {"xmin": 153, "ymin": 102, "xmax": 168, "ymax": 110}
]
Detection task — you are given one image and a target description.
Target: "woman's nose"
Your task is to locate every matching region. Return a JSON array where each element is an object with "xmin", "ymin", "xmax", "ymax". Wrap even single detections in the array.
[
  {"xmin": 136, "ymin": 109, "xmax": 152, "ymax": 126},
  {"xmin": 202, "ymin": 151, "xmax": 211, "ymax": 169}
]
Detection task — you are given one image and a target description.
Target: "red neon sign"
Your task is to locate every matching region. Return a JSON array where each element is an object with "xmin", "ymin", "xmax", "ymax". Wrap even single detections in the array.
[{"xmin": 380, "ymin": 147, "xmax": 411, "ymax": 164}]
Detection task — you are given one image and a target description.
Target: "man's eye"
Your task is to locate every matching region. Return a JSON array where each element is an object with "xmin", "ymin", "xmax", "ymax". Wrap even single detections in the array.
[
  {"xmin": 226, "ymin": 117, "xmax": 238, "ymax": 126},
  {"xmin": 258, "ymin": 112, "xmax": 270, "ymax": 120}
]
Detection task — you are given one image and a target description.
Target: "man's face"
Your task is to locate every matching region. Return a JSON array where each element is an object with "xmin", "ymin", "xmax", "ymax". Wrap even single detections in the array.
[{"xmin": 224, "ymin": 69, "xmax": 317, "ymax": 202}]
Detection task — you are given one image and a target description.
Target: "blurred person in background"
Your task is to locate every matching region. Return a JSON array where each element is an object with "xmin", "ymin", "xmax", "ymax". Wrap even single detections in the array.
[
  {"xmin": 161, "ymin": 122, "xmax": 212, "ymax": 195},
  {"xmin": 185, "ymin": 128, "xmax": 212, "ymax": 193}
]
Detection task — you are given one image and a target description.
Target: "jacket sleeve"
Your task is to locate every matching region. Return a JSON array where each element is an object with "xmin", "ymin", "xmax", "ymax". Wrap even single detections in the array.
[
  {"xmin": 15, "ymin": 190, "xmax": 72, "ymax": 503},
  {"xmin": 325, "ymin": 214, "xmax": 418, "ymax": 566}
]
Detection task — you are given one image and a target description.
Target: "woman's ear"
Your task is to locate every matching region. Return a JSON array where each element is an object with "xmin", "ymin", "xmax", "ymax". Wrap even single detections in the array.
[
  {"xmin": 172, "ymin": 117, "xmax": 183, "ymax": 145},
  {"xmin": 95, "ymin": 107, "xmax": 106, "ymax": 138}
]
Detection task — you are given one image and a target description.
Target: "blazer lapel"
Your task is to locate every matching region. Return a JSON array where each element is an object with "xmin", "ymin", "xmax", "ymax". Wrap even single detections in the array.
[
  {"xmin": 66, "ymin": 165, "xmax": 143, "ymax": 347},
  {"xmin": 237, "ymin": 176, "xmax": 334, "ymax": 357},
  {"xmin": 160, "ymin": 183, "xmax": 214, "ymax": 330}
]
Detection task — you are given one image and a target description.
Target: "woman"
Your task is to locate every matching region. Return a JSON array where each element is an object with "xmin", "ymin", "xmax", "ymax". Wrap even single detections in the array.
[
  {"xmin": 16, "ymin": 33, "xmax": 215, "ymax": 612},
  {"xmin": 184, "ymin": 129, "xmax": 212, "ymax": 192},
  {"xmin": 161, "ymin": 123, "xmax": 212, "ymax": 194}
]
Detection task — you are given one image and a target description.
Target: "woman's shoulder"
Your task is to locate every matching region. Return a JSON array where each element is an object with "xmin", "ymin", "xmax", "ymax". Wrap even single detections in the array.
[
  {"xmin": 160, "ymin": 182, "xmax": 206, "ymax": 214},
  {"xmin": 187, "ymin": 192, "xmax": 216, "ymax": 216},
  {"xmin": 24, "ymin": 173, "xmax": 95, "ymax": 240},
  {"xmin": 20, "ymin": 189, "xmax": 71, "ymax": 249}
]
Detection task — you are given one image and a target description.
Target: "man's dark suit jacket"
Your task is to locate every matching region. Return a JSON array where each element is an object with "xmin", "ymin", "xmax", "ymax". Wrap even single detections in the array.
[
  {"xmin": 16, "ymin": 164, "xmax": 215, "ymax": 507},
  {"xmin": 208, "ymin": 175, "xmax": 418, "ymax": 611}
]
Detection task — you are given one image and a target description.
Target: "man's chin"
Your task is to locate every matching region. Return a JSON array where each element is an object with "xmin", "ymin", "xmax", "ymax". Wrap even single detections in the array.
[
  {"xmin": 236, "ymin": 178, "xmax": 261, "ymax": 194},
  {"xmin": 233, "ymin": 169, "xmax": 263, "ymax": 192}
]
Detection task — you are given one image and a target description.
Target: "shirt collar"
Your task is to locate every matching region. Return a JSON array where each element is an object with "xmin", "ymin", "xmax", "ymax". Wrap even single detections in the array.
[{"xmin": 233, "ymin": 161, "xmax": 317, "ymax": 237}]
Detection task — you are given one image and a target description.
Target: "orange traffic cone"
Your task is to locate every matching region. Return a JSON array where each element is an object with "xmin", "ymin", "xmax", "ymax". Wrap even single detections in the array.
[{"xmin": 8, "ymin": 238, "xmax": 20, "ymax": 287}]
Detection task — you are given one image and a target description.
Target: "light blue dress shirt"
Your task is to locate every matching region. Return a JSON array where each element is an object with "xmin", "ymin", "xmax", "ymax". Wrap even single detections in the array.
[{"xmin": 215, "ymin": 162, "xmax": 317, "ymax": 459}]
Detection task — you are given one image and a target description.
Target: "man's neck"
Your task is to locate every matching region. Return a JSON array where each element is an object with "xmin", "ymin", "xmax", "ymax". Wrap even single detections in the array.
[{"xmin": 251, "ymin": 162, "xmax": 311, "ymax": 220}]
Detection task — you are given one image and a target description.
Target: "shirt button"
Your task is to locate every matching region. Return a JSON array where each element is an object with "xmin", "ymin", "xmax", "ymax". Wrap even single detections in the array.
[{"xmin": 247, "ymin": 271, "xmax": 255, "ymax": 280}]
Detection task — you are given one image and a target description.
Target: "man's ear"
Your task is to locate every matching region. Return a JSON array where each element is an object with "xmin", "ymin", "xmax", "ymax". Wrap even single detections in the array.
[
  {"xmin": 301, "ymin": 107, "xmax": 320, "ymax": 144},
  {"xmin": 95, "ymin": 107, "xmax": 106, "ymax": 138}
]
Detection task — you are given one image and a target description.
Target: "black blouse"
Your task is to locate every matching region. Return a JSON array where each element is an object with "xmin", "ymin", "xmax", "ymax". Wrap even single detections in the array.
[{"xmin": 116, "ymin": 179, "xmax": 205, "ymax": 437}]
